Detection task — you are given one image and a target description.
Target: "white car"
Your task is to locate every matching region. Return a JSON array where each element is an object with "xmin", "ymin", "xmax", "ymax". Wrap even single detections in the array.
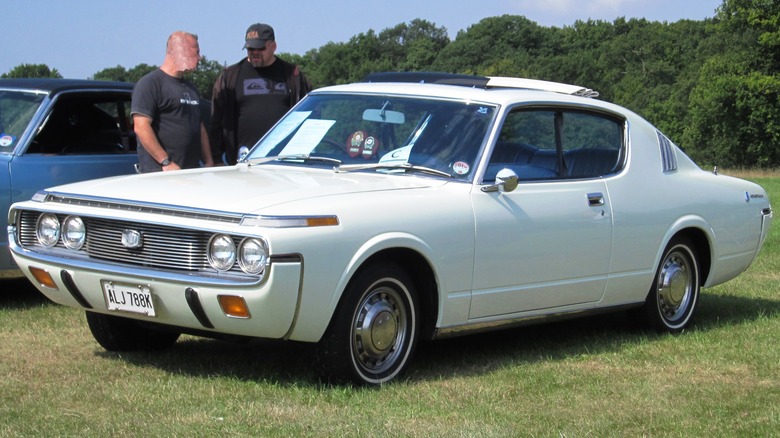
[{"xmin": 8, "ymin": 73, "xmax": 773, "ymax": 385}]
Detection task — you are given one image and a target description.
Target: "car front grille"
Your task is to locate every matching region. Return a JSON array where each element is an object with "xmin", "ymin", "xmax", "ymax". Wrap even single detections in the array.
[{"xmin": 18, "ymin": 210, "xmax": 236, "ymax": 273}]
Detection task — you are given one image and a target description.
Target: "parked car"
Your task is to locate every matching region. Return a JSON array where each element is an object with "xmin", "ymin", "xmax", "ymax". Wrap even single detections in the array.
[
  {"xmin": 0, "ymin": 78, "xmax": 137, "ymax": 278},
  {"xmin": 8, "ymin": 73, "xmax": 772, "ymax": 385}
]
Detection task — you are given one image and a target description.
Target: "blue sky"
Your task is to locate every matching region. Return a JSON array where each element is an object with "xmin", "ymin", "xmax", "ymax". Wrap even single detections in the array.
[{"xmin": 2, "ymin": 0, "xmax": 723, "ymax": 79}]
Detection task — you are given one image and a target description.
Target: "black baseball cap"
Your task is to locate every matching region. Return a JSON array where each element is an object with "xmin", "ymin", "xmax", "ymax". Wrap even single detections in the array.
[{"xmin": 243, "ymin": 23, "xmax": 275, "ymax": 49}]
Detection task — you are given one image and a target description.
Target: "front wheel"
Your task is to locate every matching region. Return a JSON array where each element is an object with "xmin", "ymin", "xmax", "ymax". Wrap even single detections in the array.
[
  {"xmin": 317, "ymin": 263, "xmax": 419, "ymax": 386},
  {"xmin": 637, "ymin": 237, "xmax": 700, "ymax": 332},
  {"xmin": 85, "ymin": 311, "xmax": 180, "ymax": 351}
]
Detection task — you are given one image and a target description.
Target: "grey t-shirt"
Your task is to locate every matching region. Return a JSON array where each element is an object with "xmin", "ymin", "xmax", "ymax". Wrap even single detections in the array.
[{"xmin": 131, "ymin": 69, "xmax": 202, "ymax": 172}]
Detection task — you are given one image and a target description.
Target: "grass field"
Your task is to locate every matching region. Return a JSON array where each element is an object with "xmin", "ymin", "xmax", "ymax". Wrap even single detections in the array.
[{"xmin": 1, "ymin": 175, "xmax": 778, "ymax": 437}]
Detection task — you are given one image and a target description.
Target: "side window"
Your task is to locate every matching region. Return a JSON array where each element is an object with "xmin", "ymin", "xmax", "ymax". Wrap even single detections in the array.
[
  {"xmin": 487, "ymin": 108, "xmax": 623, "ymax": 181},
  {"xmin": 562, "ymin": 112, "xmax": 622, "ymax": 178},
  {"xmin": 28, "ymin": 92, "xmax": 134, "ymax": 155}
]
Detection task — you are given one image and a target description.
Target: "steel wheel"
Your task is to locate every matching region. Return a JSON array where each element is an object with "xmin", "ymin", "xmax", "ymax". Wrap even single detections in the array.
[{"xmin": 318, "ymin": 263, "xmax": 418, "ymax": 385}]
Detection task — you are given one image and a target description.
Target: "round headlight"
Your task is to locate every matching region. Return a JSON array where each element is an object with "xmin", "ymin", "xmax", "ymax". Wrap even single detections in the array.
[
  {"xmin": 208, "ymin": 234, "xmax": 236, "ymax": 271},
  {"xmin": 61, "ymin": 216, "xmax": 86, "ymax": 250},
  {"xmin": 238, "ymin": 238, "xmax": 269, "ymax": 275},
  {"xmin": 36, "ymin": 213, "xmax": 61, "ymax": 247}
]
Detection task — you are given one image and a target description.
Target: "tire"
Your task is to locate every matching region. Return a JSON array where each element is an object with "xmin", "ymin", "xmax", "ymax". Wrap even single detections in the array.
[
  {"xmin": 317, "ymin": 263, "xmax": 419, "ymax": 386},
  {"xmin": 85, "ymin": 311, "xmax": 180, "ymax": 351},
  {"xmin": 637, "ymin": 237, "xmax": 700, "ymax": 332}
]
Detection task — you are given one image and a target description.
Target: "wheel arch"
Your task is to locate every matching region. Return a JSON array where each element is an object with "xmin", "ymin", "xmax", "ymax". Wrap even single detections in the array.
[
  {"xmin": 323, "ymin": 245, "xmax": 440, "ymax": 343},
  {"xmin": 360, "ymin": 248, "xmax": 439, "ymax": 340},
  {"xmin": 661, "ymin": 225, "xmax": 712, "ymax": 287}
]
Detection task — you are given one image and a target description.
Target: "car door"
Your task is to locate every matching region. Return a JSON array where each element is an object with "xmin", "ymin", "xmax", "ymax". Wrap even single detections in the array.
[
  {"xmin": 8, "ymin": 91, "xmax": 137, "ymax": 206},
  {"xmin": 468, "ymin": 108, "xmax": 623, "ymax": 319}
]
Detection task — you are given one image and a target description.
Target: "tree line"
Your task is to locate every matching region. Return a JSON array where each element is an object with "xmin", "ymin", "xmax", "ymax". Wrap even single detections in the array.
[{"xmin": 3, "ymin": 0, "xmax": 778, "ymax": 168}]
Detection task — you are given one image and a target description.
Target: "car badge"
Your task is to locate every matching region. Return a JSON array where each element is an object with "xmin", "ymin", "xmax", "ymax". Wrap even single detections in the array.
[{"xmin": 121, "ymin": 229, "xmax": 143, "ymax": 249}]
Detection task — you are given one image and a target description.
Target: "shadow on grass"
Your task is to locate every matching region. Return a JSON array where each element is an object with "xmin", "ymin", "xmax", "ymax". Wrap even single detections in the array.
[
  {"xmin": 0, "ymin": 278, "xmax": 50, "ymax": 310},
  {"xmin": 96, "ymin": 289, "xmax": 780, "ymax": 387}
]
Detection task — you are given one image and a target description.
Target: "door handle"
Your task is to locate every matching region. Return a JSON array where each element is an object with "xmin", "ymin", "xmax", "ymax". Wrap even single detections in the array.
[{"xmin": 587, "ymin": 192, "xmax": 605, "ymax": 207}]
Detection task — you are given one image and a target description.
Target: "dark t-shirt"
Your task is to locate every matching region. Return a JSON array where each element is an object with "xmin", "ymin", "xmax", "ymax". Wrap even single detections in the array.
[
  {"xmin": 235, "ymin": 60, "xmax": 290, "ymax": 148},
  {"xmin": 131, "ymin": 69, "xmax": 202, "ymax": 172}
]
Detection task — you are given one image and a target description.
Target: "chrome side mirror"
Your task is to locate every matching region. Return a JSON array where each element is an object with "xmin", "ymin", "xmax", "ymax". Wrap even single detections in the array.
[
  {"xmin": 238, "ymin": 146, "xmax": 250, "ymax": 162},
  {"xmin": 481, "ymin": 168, "xmax": 519, "ymax": 193}
]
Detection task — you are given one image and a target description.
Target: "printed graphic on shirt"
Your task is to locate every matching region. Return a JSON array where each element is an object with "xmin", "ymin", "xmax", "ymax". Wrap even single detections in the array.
[
  {"xmin": 180, "ymin": 92, "xmax": 199, "ymax": 106},
  {"xmin": 244, "ymin": 78, "xmax": 288, "ymax": 95}
]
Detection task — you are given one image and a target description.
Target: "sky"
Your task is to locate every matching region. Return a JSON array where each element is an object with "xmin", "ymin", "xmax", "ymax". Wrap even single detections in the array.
[{"xmin": 2, "ymin": 0, "xmax": 723, "ymax": 79}]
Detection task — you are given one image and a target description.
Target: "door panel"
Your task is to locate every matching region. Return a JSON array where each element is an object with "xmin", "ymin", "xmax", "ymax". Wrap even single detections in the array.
[{"xmin": 470, "ymin": 179, "xmax": 612, "ymax": 318}]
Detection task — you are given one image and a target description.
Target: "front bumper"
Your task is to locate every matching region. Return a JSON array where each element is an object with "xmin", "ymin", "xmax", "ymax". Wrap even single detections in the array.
[{"xmin": 10, "ymin": 238, "xmax": 304, "ymax": 340}]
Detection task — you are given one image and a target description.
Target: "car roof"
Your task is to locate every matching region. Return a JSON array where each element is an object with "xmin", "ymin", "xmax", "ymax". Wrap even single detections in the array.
[
  {"xmin": 0, "ymin": 78, "xmax": 133, "ymax": 93},
  {"xmin": 313, "ymin": 72, "xmax": 631, "ymax": 118}
]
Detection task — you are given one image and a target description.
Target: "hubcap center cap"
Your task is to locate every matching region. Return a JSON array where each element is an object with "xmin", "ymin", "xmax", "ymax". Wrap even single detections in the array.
[{"xmin": 370, "ymin": 310, "xmax": 397, "ymax": 352}]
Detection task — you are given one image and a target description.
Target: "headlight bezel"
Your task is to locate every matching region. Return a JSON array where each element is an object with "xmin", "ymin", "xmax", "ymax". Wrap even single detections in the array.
[
  {"xmin": 207, "ymin": 234, "xmax": 237, "ymax": 272},
  {"xmin": 36, "ymin": 213, "xmax": 61, "ymax": 247},
  {"xmin": 238, "ymin": 237, "xmax": 269, "ymax": 275},
  {"xmin": 61, "ymin": 216, "xmax": 86, "ymax": 250}
]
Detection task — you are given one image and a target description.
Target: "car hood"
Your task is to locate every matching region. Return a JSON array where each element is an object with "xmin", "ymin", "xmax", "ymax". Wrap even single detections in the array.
[{"xmin": 43, "ymin": 163, "xmax": 448, "ymax": 214}]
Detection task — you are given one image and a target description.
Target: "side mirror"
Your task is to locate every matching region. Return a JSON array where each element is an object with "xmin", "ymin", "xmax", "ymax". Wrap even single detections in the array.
[
  {"xmin": 482, "ymin": 168, "xmax": 519, "ymax": 193},
  {"xmin": 496, "ymin": 168, "xmax": 518, "ymax": 192},
  {"xmin": 238, "ymin": 146, "xmax": 250, "ymax": 162}
]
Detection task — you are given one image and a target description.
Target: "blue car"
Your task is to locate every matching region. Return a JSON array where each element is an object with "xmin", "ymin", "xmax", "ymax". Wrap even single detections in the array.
[{"xmin": 0, "ymin": 78, "xmax": 138, "ymax": 278}]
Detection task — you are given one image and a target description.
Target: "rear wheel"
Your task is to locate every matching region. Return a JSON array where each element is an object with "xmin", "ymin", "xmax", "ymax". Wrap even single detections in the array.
[
  {"xmin": 85, "ymin": 311, "xmax": 180, "ymax": 351},
  {"xmin": 637, "ymin": 237, "xmax": 700, "ymax": 332},
  {"xmin": 317, "ymin": 263, "xmax": 419, "ymax": 386}
]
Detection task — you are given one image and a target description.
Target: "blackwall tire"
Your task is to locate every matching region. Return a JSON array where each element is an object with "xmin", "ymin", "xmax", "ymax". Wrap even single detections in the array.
[{"xmin": 85, "ymin": 311, "xmax": 180, "ymax": 351}]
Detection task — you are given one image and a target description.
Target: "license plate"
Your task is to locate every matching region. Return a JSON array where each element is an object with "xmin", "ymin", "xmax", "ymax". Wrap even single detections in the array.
[{"xmin": 101, "ymin": 281, "xmax": 156, "ymax": 317}]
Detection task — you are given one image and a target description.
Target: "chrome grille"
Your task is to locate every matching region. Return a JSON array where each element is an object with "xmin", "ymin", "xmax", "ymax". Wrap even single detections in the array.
[{"xmin": 18, "ymin": 210, "xmax": 241, "ymax": 273}]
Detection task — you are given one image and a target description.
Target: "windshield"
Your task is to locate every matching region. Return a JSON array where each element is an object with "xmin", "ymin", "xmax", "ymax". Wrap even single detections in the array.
[
  {"xmin": 247, "ymin": 93, "xmax": 497, "ymax": 181},
  {"xmin": 0, "ymin": 90, "xmax": 46, "ymax": 154}
]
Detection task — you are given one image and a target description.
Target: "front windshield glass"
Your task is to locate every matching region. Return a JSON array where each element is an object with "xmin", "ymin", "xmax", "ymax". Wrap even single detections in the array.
[
  {"xmin": 0, "ymin": 90, "xmax": 46, "ymax": 154},
  {"xmin": 247, "ymin": 93, "xmax": 497, "ymax": 180}
]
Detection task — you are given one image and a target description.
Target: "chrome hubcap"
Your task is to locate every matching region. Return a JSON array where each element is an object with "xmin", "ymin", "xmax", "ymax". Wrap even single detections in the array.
[
  {"xmin": 353, "ymin": 287, "xmax": 406, "ymax": 373},
  {"xmin": 657, "ymin": 251, "xmax": 692, "ymax": 322}
]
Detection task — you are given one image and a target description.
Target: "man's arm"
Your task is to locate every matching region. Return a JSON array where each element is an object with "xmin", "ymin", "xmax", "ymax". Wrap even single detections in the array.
[
  {"xmin": 200, "ymin": 123, "xmax": 214, "ymax": 167},
  {"xmin": 133, "ymin": 114, "xmax": 180, "ymax": 171}
]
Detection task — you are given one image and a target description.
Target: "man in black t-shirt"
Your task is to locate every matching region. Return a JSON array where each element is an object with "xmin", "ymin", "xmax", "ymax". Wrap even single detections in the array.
[
  {"xmin": 132, "ymin": 31, "xmax": 214, "ymax": 173},
  {"xmin": 210, "ymin": 23, "xmax": 312, "ymax": 165}
]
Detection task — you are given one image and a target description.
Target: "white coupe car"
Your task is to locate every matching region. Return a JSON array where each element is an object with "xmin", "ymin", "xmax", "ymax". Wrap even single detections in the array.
[{"xmin": 8, "ymin": 73, "xmax": 773, "ymax": 385}]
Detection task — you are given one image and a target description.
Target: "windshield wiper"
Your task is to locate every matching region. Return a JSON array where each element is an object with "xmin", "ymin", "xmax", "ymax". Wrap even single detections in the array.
[
  {"xmin": 334, "ymin": 162, "xmax": 452, "ymax": 178},
  {"xmin": 246, "ymin": 154, "xmax": 343, "ymax": 166}
]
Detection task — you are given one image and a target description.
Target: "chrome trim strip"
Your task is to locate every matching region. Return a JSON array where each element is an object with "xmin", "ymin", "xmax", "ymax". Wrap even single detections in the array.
[
  {"xmin": 432, "ymin": 303, "xmax": 640, "ymax": 339},
  {"xmin": 42, "ymin": 192, "xmax": 245, "ymax": 224},
  {"xmin": 281, "ymin": 255, "xmax": 306, "ymax": 341}
]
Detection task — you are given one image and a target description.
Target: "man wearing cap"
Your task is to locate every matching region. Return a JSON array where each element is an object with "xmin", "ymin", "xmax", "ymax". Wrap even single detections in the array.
[{"xmin": 210, "ymin": 23, "xmax": 312, "ymax": 165}]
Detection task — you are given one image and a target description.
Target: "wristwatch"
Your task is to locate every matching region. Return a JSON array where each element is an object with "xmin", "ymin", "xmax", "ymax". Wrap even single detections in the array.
[{"xmin": 159, "ymin": 157, "xmax": 171, "ymax": 166}]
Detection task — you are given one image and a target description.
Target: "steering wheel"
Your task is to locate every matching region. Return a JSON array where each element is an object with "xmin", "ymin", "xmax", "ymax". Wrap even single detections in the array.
[{"xmin": 315, "ymin": 137, "xmax": 347, "ymax": 154}]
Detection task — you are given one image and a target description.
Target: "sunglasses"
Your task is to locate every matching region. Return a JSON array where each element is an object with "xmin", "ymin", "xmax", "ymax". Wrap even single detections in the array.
[{"xmin": 247, "ymin": 46, "xmax": 267, "ymax": 52}]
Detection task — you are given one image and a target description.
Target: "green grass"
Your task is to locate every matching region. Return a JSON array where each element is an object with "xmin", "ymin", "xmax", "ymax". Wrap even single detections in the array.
[{"xmin": 2, "ymin": 177, "xmax": 778, "ymax": 437}]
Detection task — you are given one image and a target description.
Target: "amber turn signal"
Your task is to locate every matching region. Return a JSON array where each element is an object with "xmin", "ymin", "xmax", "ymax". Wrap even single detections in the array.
[
  {"xmin": 217, "ymin": 295, "xmax": 251, "ymax": 318},
  {"xmin": 29, "ymin": 266, "xmax": 58, "ymax": 290}
]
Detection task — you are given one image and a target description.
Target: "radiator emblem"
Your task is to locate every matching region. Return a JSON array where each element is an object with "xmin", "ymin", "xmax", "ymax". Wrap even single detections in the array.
[{"xmin": 121, "ymin": 229, "xmax": 143, "ymax": 249}]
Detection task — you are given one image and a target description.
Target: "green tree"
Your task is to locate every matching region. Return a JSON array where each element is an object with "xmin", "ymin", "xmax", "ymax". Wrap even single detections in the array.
[
  {"xmin": 1, "ymin": 63, "xmax": 62, "ymax": 78},
  {"xmin": 431, "ymin": 15, "xmax": 547, "ymax": 76},
  {"xmin": 684, "ymin": 0, "xmax": 780, "ymax": 167},
  {"xmin": 187, "ymin": 56, "xmax": 224, "ymax": 98}
]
